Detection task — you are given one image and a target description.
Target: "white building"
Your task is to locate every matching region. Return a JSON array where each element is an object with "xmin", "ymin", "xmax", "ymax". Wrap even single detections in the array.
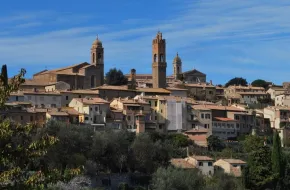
[
  {"xmin": 212, "ymin": 117, "xmax": 238, "ymax": 140},
  {"xmin": 267, "ymin": 87, "xmax": 285, "ymax": 100},
  {"xmin": 69, "ymin": 97, "xmax": 109, "ymax": 124},
  {"xmin": 24, "ymin": 91, "xmax": 62, "ymax": 108},
  {"xmin": 214, "ymin": 159, "xmax": 246, "ymax": 177},
  {"xmin": 186, "ymin": 156, "xmax": 214, "ymax": 175},
  {"xmin": 275, "ymin": 94, "xmax": 290, "ymax": 107}
]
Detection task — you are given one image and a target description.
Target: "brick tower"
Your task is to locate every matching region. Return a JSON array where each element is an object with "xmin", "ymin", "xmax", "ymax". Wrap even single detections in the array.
[
  {"xmin": 91, "ymin": 36, "xmax": 104, "ymax": 86},
  {"xmin": 152, "ymin": 31, "xmax": 167, "ymax": 88},
  {"xmin": 173, "ymin": 52, "xmax": 182, "ymax": 80}
]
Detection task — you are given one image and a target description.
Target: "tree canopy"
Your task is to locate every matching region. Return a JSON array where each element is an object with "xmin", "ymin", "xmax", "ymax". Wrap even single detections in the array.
[
  {"xmin": 251, "ymin": 79, "xmax": 269, "ymax": 89},
  {"xmin": 225, "ymin": 77, "xmax": 248, "ymax": 87},
  {"xmin": 105, "ymin": 68, "xmax": 128, "ymax": 86}
]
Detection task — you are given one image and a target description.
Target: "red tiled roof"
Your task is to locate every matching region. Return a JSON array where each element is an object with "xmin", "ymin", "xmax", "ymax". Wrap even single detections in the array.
[
  {"xmin": 191, "ymin": 155, "xmax": 213, "ymax": 161},
  {"xmin": 170, "ymin": 159, "xmax": 195, "ymax": 169},
  {"xmin": 214, "ymin": 117, "xmax": 236, "ymax": 122}
]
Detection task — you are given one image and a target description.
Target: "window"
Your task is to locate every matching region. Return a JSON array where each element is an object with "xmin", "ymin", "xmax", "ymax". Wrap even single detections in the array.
[
  {"xmin": 161, "ymin": 109, "xmax": 163, "ymax": 113},
  {"xmin": 155, "ymin": 101, "xmax": 157, "ymax": 107},
  {"xmin": 208, "ymin": 162, "xmax": 212, "ymax": 166},
  {"xmin": 90, "ymin": 107, "xmax": 92, "ymax": 111},
  {"xmin": 51, "ymin": 104, "xmax": 56, "ymax": 108},
  {"xmin": 159, "ymin": 125, "xmax": 162, "ymax": 129},
  {"xmin": 66, "ymin": 96, "xmax": 69, "ymax": 100},
  {"xmin": 153, "ymin": 54, "xmax": 157, "ymax": 62},
  {"xmin": 236, "ymin": 124, "xmax": 239, "ymax": 128},
  {"xmin": 160, "ymin": 54, "xmax": 164, "ymax": 62},
  {"xmin": 209, "ymin": 91, "xmax": 212, "ymax": 94},
  {"xmin": 199, "ymin": 162, "xmax": 203, "ymax": 166},
  {"xmin": 91, "ymin": 75, "xmax": 95, "ymax": 88},
  {"xmin": 79, "ymin": 95, "xmax": 82, "ymax": 98},
  {"xmin": 21, "ymin": 116, "xmax": 23, "ymax": 120},
  {"xmin": 127, "ymin": 116, "xmax": 131, "ymax": 121},
  {"xmin": 149, "ymin": 101, "xmax": 151, "ymax": 106},
  {"xmin": 209, "ymin": 171, "xmax": 212, "ymax": 175},
  {"xmin": 206, "ymin": 114, "xmax": 211, "ymax": 119},
  {"xmin": 192, "ymin": 124, "xmax": 196, "ymax": 128},
  {"xmin": 155, "ymin": 116, "xmax": 157, "ymax": 120},
  {"xmin": 204, "ymin": 124, "xmax": 207, "ymax": 128},
  {"xmin": 201, "ymin": 113, "xmax": 204, "ymax": 119},
  {"xmin": 16, "ymin": 96, "xmax": 19, "ymax": 101},
  {"xmin": 66, "ymin": 104, "xmax": 69, "ymax": 107},
  {"xmin": 95, "ymin": 107, "xmax": 98, "ymax": 111},
  {"xmin": 30, "ymin": 116, "xmax": 33, "ymax": 122},
  {"xmin": 235, "ymin": 115, "xmax": 240, "ymax": 120},
  {"xmin": 191, "ymin": 115, "xmax": 194, "ymax": 120},
  {"xmin": 85, "ymin": 117, "xmax": 89, "ymax": 120}
]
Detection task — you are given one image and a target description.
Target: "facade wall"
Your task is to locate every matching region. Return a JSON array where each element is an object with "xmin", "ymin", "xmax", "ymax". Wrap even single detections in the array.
[
  {"xmin": 212, "ymin": 121, "xmax": 237, "ymax": 140},
  {"xmin": 7, "ymin": 95, "xmax": 25, "ymax": 102},
  {"xmin": 275, "ymin": 94, "xmax": 290, "ymax": 107},
  {"xmin": 98, "ymin": 90, "xmax": 137, "ymax": 101},
  {"xmin": 61, "ymin": 92, "xmax": 99, "ymax": 107},
  {"xmin": 186, "ymin": 157, "xmax": 214, "ymax": 175},
  {"xmin": 169, "ymin": 90, "xmax": 187, "ymax": 97},
  {"xmin": 24, "ymin": 94, "xmax": 62, "ymax": 108}
]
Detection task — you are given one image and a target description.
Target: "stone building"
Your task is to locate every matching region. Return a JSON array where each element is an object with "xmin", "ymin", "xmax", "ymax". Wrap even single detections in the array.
[
  {"xmin": 27, "ymin": 36, "xmax": 105, "ymax": 90},
  {"xmin": 152, "ymin": 31, "xmax": 167, "ymax": 88}
]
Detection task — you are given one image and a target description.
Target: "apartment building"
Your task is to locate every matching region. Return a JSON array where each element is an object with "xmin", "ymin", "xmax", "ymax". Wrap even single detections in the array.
[
  {"xmin": 275, "ymin": 94, "xmax": 290, "ymax": 107},
  {"xmin": 264, "ymin": 106, "xmax": 290, "ymax": 146},
  {"xmin": 60, "ymin": 89, "xmax": 99, "ymax": 107},
  {"xmin": 188, "ymin": 106, "xmax": 212, "ymax": 134},
  {"xmin": 110, "ymin": 97, "xmax": 152, "ymax": 133},
  {"xmin": 212, "ymin": 117, "xmax": 237, "ymax": 140},
  {"xmin": 69, "ymin": 97, "xmax": 109, "ymax": 125},
  {"xmin": 23, "ymin": 91, "xmax": 62, "ymax": 108},
  {"xmin": 267, "ymin": 86, "xmax": 285, "ymax": 100}
]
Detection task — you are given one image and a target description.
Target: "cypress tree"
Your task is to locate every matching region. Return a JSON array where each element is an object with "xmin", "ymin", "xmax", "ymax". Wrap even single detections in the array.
[
  {"xmin": 1, "ymin": 64, "xmax": 8, "ymax": 86},
  {"xmin": 271, "ymin": 130, "xmax": 284, "ymax": 179}
]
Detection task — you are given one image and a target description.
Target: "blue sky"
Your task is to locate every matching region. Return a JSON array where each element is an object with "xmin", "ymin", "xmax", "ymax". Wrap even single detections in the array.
[{"xmin": 1, "ymin": 0, "xmax": 290, "ymax": 85}]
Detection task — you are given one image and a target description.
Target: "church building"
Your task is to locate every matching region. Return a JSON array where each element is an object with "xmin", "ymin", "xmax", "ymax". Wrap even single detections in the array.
[{"xmin": 31, "ymin": 36, "xmax": 105, "ymax": 90}]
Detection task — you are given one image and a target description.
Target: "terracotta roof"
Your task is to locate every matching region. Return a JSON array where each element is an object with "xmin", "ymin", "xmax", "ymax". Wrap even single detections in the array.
[
  {"xmin": 94, "ymin": 85, "xmax": 133, "ymax": 91},
  {"xmin": 192, "ymin": 105, "xmax": 245, "ymax": 112},
  {"xmin": 23, "ymin": 91, "xmax": 61, "ymax": 96},
  {"xmin": 187, "ymin": 134, "xmax": 207, "ymax": 142},
  {"xmin": 36, "ymin": 62, "xmax": 90, "ymax": 75},
  {"xmin": 170, "ymin": 159, "xmax": 196, "ymax": 169},
  {"xmin": 227, "ymin": 85, "xmax": 264, "ymax": 90},
  {"xmin": 75, "ymin": 97, "xmax": 109, "ymax": 105},
  {"xmin": 184, "ymin": 83, "xmax": 215, "ymax": 88},
  {"xmin": 60, "ymin": 89, "xmax": 99, "ymax": 94},
  {"xmin": 214, "ymin": 117, "xmax": 236, "ymax": 122},
  {"xmin": 191, "ymin": 155, "xmax": 213, "ymax": 161},
  {"xmin": 48, "ymin": 111, "xmax": 69, "ymax": 116},
  {"xmin": 21, "ymin": 79, "xmax": 50, "ymax": 86},
  {"xmin": 61, "ymin": 107, "xmax": 80, "ymax": 115},
  {"xmin": 167, "ymin": 87, "xmax": 188, "ymax": 91},
  {"xmin": 136, "ymin": 88, "xmax": 170, "ymax": 94},
  {"xmin": 185, "ymin": 129, "xmax": 209, "ymax": 133},
  {"xmin": 222, "ymin": 159, "xmax": 246, "ymax": 164}
]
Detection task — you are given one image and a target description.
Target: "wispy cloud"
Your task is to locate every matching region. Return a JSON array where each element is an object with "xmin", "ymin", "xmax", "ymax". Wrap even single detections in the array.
[{"xmin": 1, "ymin": 1, "xmax": 290, "ymax": 84}]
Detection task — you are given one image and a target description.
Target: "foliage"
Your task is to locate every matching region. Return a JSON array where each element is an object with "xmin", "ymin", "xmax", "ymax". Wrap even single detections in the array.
[
  {"xmin": 46, "ymin": 176, "xmax": 92, "ymax": 190},
  {"xmin": 167, "ymin": 133, "xmax": 190, "ymax": 148},
  {"xmin": 272, "ymin": 131, "xmax": 284, "ymax": 178},
  {"xmin": 251, "ymin": 79, "xmax": 269, "ymax": 89},
  {"xmin": 205, "ymin": 171, "xmax": 245, "ymax": 190},
  {"xmin": 151, "ymin": 166, "xmax": 205, "ymax": 190},
  {"xmin": 225, "ymin": 77, "xmax": 248, "ymax": 87},
  {"xmin": 0, "ymin": 65, "xmax": 26, "ymax": 107},
  {"xmin": 242, "ymin": 135, "xmax": 264, "ymax": 153},
  {"xmin": 105, "ymin": 68, "xmax": 128, "ymax": 86},
  {"xmin": 207, "ymin": 135, "xmax": 224, "ymax": 151}
]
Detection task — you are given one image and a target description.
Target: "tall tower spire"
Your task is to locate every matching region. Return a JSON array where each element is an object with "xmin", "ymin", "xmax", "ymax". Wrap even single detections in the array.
[
  {"xmin": 152, "ymin": 31, "xmax": 167, "ymax": 88},
  {"xmin": 173, "ymin": 52, "xmax": 182, "ymax": 80},
  {"xmin": 91, "ymin": 35, "xmax": 104, "ymax": 86}
]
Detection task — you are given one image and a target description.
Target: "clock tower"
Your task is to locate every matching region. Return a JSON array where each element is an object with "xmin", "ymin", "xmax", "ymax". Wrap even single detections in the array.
[
  {"xmin": 91, "ymin": 35, "xmax": 104, "ymax": 86},
  {"xmin": 152, "ymin": 31, "xmax": 167, "ymax": 88}
]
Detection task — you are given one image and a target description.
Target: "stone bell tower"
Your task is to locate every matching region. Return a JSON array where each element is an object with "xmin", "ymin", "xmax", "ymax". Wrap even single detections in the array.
[
  {"xmin": 152, "ymin": 31, "xmax": 167, "ymax": 88},
  {"xmin": 173, "ymin": 52, "xmax": 182, "ymax": 80},
  {"xmin": 91, "ymin": 35, "xmax": 104, "ymax": 86}
]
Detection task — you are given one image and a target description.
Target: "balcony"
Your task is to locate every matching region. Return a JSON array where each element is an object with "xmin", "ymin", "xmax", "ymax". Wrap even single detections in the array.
[{"xmin": 280, "ymin": 116, "xmax": 290, "ymax": 122}]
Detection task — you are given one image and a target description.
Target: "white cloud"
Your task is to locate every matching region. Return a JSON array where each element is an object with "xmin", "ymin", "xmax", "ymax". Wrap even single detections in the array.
[{"xmin": 1, "ymin": 1, "xmax": 290, "ymax": 84}]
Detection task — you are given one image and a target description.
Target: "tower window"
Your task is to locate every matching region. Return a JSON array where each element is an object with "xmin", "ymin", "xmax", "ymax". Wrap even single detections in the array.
[
  {"xmin": 92, "ymin": 53, "xmax": 95, "ymax": 63},
  {"xmin": 91, "ymin": 75, "xmax": 95, "ymax": 88},
  {"xmin": 154, "ymin": 54, "xmax": 157, "ymax": 62},
  {"xmin": 160, "ymin": 54, "xmax": 164, "ymax": 62},
  {"xmin": 98, "ymin": 53, "xmax": 102, "ymax": 59},
  {"xmin": 177, "ymin": 66, "xmax": 179, "ymax": 74}
]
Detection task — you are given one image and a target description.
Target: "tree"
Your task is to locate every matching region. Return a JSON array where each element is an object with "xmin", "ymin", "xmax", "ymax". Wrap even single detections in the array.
[
  {"xmin": 0, "ymin": 65, "xmax": 61, "ymax": 189},
  {"xmin": 225, "ymin": 77, "xmax": 248, "ymax": 87},
  {"xmin": 242, "ymin": 135, "xmax": 264, "ymax": 153},
  {"xmin": 251, "ymin": 79, "xmax": 269, "ymax": 89},
  {"xmin": 105, "ymin": 68, "xmax": 128, "ymax": 86},
  {"xmin": 207, "ymin": 135, "xmax": 224, "ymax": 151},
  {"xmin": 272, "ymin": 131, "xmax": 285, "ymax": 188},
  {"xmin": 151, "ymin": 166, "xmax": 205, "ymax": 190}
]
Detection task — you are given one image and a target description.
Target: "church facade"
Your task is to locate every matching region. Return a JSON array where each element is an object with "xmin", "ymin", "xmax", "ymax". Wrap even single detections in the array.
[{"xmin": 32, "ymin": 37, "xmax": 105, "ymax": 90}]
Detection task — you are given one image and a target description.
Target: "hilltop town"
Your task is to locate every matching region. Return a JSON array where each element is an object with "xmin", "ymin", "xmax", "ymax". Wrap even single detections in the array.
[{"xmin": 1, "ymin": 32, "xmax": 290, "ymax": 189}]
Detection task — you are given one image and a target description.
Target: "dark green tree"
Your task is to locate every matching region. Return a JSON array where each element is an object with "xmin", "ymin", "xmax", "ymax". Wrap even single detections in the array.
[
  {"xmin": 225, "ymin": 77, "xmax": 248, "ymax": 87},
  {"xmin": 207, "ymin": 135, "xmax": 224, "ymax": 151},
  {"xmin": 105, "ymin": 68, "xmax": 128, "ymax": 86},
  {"xmin": 272, "ymin": 131, "xmax": 285, "ymax": 188},
  {"xmin": 242, "ymin": 135, "xmax": 264, "ymax": 153},
  {"xmin": 251, "ymin": 79, "xmax": 269, "ymax": 89}
]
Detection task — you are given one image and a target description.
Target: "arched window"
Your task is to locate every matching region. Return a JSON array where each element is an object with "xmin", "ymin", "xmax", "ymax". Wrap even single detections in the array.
[
  {"xmin": 154, "ymin": 54, "xmax": 157, "ymax": 62},
  {"xmin": 98, "ymin": 53, "xmax": 102, "ymax": 60},
  {"xmin": 92, "ymin": 53, "xmax": 95, "ymax": 63},
  {"xmin": 91, "ymin": 75, "xmax": 95, "ymax": 88},
  {"xmin": 160, "ymin": 54, "xmax": 164, "ymax": 62},
  {"xmin": 177, "ymin": 66, "xmax": 179, "ymax": 74}
]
